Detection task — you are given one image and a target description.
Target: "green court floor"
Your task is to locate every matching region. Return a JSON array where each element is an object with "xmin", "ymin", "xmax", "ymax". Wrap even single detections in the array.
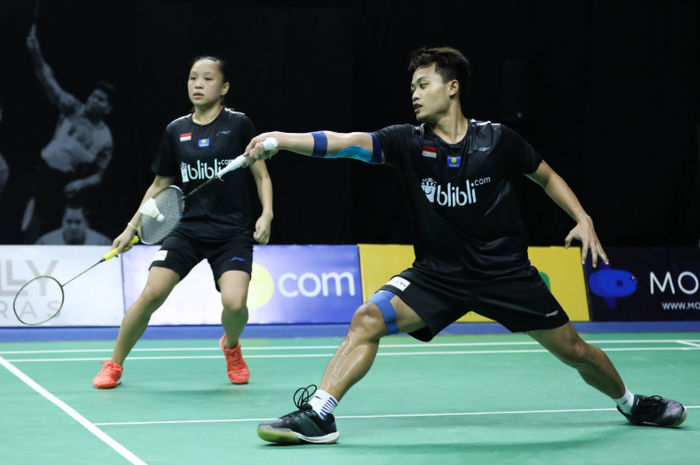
[{"xmin": 1, "ymin": 332, "xmax": 698, "ymax": 465}]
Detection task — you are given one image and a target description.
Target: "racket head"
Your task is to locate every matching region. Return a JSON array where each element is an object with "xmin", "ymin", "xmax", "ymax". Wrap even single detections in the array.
[
  {"xmin": 13, "ymin": 276, "xmax": 65, "ymax": 326},
  {"xmin": 138, "ymin": 185, "xmax": 184, "ymax": 245}
]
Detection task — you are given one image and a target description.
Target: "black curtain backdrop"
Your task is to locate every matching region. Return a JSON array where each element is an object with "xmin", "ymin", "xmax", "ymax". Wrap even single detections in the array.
[{"xmin": 0, "ymin": 0, "xmax": 698, "ymax": 248}]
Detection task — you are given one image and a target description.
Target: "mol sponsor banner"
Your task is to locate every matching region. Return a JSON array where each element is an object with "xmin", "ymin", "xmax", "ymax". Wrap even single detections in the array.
[
  {"xmin": 0, "ymin": 246, "xmax": 125, "ymax": 327},
  {"xmin": 123, "ymin": 244, "xmax": 362, "ymax": 325},
  {"xmin": 584, "ymin": 248, "xmax": 700, "ymax": 321}
]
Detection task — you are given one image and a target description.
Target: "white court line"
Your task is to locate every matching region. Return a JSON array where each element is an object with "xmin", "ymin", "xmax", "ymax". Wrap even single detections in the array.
[
  {"xmin": 93, "ymin": 405, "xmax": 700, "ymax": 427},
  {"xmin": 677, "ymin": 340, "xmax": 700, "ymax": 348},
  {"xmin": 0, "ymin": 355, "xmax": 147, "ymax": 465},
  {"xmin": 6, "ymin": 345, "xmax": 700, "ymax": 363},
  {"xmin": 2, "ymin": 339, "xmax": 700, "ymax": 355}
]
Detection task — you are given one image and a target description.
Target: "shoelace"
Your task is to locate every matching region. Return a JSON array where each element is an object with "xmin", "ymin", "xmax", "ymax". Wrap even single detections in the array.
[
  {"xmin": 223, "ymin": 344, "xmax": 244, "ymax": 365},
  {"xmin": 230, "ymin": 349, "xmax": 243, "ymax": 364},
  {"xmin": 293, "ymin": 385, "xmax": 318, "ymax": 409},
  {"xmin": 276, "ymin": 385, "xmax": 319, "ymax": 421},
  {"xmin": 100, "ymin": 361, "xmax": 119, "ymax": 375},
  {"xmin": 635, "ymin": 395, "xmax": 665, "ymax": 416}
]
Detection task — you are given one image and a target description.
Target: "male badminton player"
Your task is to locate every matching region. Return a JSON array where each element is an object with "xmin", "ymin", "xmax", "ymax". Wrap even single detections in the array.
[
  {"xmin": 245, "ymin": 47, "xmax": 686, "ymax": 444},
  {"xmin": 22, "ymin": 25, "xmax": 115, "ymax": 243},
  {"xmin": 92, "ymin": 56, "xmax": 273, "ymax": 389}
]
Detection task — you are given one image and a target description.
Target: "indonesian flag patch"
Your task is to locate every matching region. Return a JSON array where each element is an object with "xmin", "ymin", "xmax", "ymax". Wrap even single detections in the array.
[
  {"xmin": 421, "ymin": 145, "xmax": 437, "ymax": 158},
  {"xmin": 180, "ymin": 133, "xmax": 192, "ymax": 142}
]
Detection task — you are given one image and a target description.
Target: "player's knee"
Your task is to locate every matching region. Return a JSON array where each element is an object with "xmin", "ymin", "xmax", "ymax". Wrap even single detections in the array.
[
  {"xmin": 349, "ymin": 302, "xmax": 386, "ymax": 339},
  {"xmin": 137, "ymin": 285, "xmax": 169, "ymax": 311},
  {"xmin": 221, "ymin": 297, "xmax": 247, "ymax": 316}
]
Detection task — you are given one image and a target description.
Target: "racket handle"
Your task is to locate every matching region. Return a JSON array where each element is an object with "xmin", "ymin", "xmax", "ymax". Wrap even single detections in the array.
[
  {"xmin": 216, "ymin": 154, "xmax": 249, "ymax": 178},
  {"xmin": 215, "ymin": 139, "xmax": 276, "ymax": 179},
  {"xmin": 103, "ymin": 236, "xmax": 140, "ymax": 261}
]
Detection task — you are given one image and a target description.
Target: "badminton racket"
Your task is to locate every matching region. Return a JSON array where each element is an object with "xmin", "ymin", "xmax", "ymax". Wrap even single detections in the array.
[
  {"xmin": 136, "ymin": 137, "xmax": 278, "ymax": 245},
  {"xmin": 13, "ymin": 236, "xmax": 139, "ymax": 326}
]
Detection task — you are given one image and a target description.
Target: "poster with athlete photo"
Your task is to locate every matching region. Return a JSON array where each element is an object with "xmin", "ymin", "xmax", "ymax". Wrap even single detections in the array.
[{"xmin": 0, "ymin": 1, "xmax": 133, "ymax": 245}]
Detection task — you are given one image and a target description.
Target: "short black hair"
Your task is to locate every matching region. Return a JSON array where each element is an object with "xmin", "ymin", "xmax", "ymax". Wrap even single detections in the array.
[
  {"xmin": 64, "ymin": 200, "xmax": 88, "ymax": 215},
  {"xmin": 94, "ymin": 80, "xmax": 116, "ymax": 105},
  {"xmin": 408, "ymin": 47, "xmax": 471, "ymax": 110}
]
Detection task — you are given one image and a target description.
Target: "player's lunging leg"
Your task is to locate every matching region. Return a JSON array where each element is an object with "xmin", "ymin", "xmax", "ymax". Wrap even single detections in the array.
[
  {"xmin": 92, "ymin": 267, "xmax": 180, "ymax": 389},
  {"xmin": 528, "ymin": 322, "xmax": 687, "ymax": 427},
  {"xmin": 257, "ymin": 295, "xmax": 426, "ymax": 444},
  {"xmin": 528, "ymin": 322, "xmax": 625, "ymax": 397}
]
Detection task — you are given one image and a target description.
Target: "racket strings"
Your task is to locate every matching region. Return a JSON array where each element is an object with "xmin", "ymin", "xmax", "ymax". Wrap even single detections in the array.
[{"xmin": 139, "ymin": 187, "xmax": 184, "ymax": 244}]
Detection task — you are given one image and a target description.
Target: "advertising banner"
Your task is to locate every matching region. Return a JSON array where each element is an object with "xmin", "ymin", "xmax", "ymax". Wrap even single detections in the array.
[
  {"xmin": 460, "ymin": 246, "xmax": 591, "ymax": 323},
  {"xmin": 0, "ymin": 246, "xmax": 125, "ymax": 327},
  {"xmin": 358, "ymin": 245, "xmax": 591, "ymax": 323},
  {"xmin": 585, "ymin": 248, "xmax": 700, "ymax": 321},
  {"xmin": 122, "ymin": 244, "xmax": 363, "ymax": 325},
  {"xmin": 358, "ymin": 244, "xmax": 415, "ymax": 300}
]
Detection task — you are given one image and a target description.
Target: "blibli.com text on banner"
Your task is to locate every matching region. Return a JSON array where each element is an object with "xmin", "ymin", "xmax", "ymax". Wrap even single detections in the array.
[{"xmin": 122, "ymin": 245, "xmax": 363, "ymax": 325}]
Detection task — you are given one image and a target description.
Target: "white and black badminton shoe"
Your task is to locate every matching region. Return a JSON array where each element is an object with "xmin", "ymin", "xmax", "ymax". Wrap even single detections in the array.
[
  {"xmin": 257, "ymin": 385, "xmax": 339, "ymax": 445},
  {"xmin": 618, "ymin": 395, "xmax": 687, "ymax": 427}
]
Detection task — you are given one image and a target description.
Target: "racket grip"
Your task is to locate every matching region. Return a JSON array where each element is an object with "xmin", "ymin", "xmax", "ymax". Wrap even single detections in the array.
[
  {"xmin": 103, "ymin": 236, "xmax": 140, "ymax": 261},
  {"xmin": 216, "ymin": 154, "xmax": 249, "ymax": 178}
]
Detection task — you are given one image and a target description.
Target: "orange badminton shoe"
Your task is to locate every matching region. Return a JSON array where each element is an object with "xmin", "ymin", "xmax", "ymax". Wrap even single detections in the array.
[
  {"xmin": 92, "ymin": 361, "xmax": 123, "ymax": 389},
  {"xmin": 219, "ymin": 335, "xmax": 250, "ymax": 384}
]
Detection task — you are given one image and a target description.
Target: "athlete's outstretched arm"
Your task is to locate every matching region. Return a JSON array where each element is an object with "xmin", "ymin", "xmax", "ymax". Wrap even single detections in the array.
[
  {"xmin": 526, "ymin": 161, "xmax": 609, "ymax": 267},
  {"xmin": 26, "ymin": 25, "xmax": 68, "ymax": 107},
  {"xmin": 245, "ymin": 131, "xmax": 385, "ymax": 165}
]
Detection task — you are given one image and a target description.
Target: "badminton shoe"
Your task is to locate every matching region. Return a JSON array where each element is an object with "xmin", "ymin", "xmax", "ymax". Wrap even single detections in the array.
[
  {"xmin": 219, "ymin": 335, "xmax": 249, "ymax": 384},
  {"xmin": 92, "ymin": 361, "xmax": 123, "ymax": 389},
  {"xmin": 617, "ymin": 395, "xmax": 687, "ymax": 427},
  {"xmin": 257, "ymin": 385, "xmax": 339, "ymax": 445}
]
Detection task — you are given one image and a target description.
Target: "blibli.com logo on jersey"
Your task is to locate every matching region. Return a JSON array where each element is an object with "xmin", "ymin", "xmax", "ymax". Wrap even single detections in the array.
[
  {"xmin": 180, "ymin": 159, "xmax": 233, "ymax": 182},
  {"xmin": 421, "ymin": 177, "xmax": 491, "ymax": 206}
]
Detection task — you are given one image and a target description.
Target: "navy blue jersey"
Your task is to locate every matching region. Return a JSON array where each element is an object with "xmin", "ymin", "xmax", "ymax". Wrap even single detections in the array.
[
  {"xmin": 375, "ymin": 120, "xmax": 542, "ymax": 277},
  {"xmin": 151, "ymin": 108, "xmax": 257, "ymax": 241}
]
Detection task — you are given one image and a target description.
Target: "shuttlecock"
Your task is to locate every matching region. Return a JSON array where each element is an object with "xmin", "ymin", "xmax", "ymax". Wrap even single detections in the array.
[{"xmin": 140, "ymin": 198, "xmax": 165, "ymax": 222}]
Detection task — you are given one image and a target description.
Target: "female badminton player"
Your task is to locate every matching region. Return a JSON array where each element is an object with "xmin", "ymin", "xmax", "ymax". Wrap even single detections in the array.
[{"xmin": 92, "ymin": 56, "xmax": 273, "ymax": 389}]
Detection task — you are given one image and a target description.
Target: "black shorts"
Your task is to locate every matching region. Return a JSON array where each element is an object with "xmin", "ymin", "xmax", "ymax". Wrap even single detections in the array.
[
  {"xmin": 379, "ymin": 265, "xmax": 569, "ymax": 341},
  {"xmin": 150, "ymin": 229, "xmax": 254, "ymax": 292}
]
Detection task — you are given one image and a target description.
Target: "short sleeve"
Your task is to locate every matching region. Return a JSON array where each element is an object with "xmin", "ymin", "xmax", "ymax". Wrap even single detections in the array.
[
  {"xmin": 238, "ymin": 114, "xmax": 257, "ymax": 142},
  {"xmin": 57, "ymin": 91, "xmax": 81, "ymax": 116},
  {"xmin": 373, "ymin": 124, "xmax": 418, "ymax": 167},
  {"xmin": 501, "ymin": 125, "xmax": 542, "ymax": 175}
]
